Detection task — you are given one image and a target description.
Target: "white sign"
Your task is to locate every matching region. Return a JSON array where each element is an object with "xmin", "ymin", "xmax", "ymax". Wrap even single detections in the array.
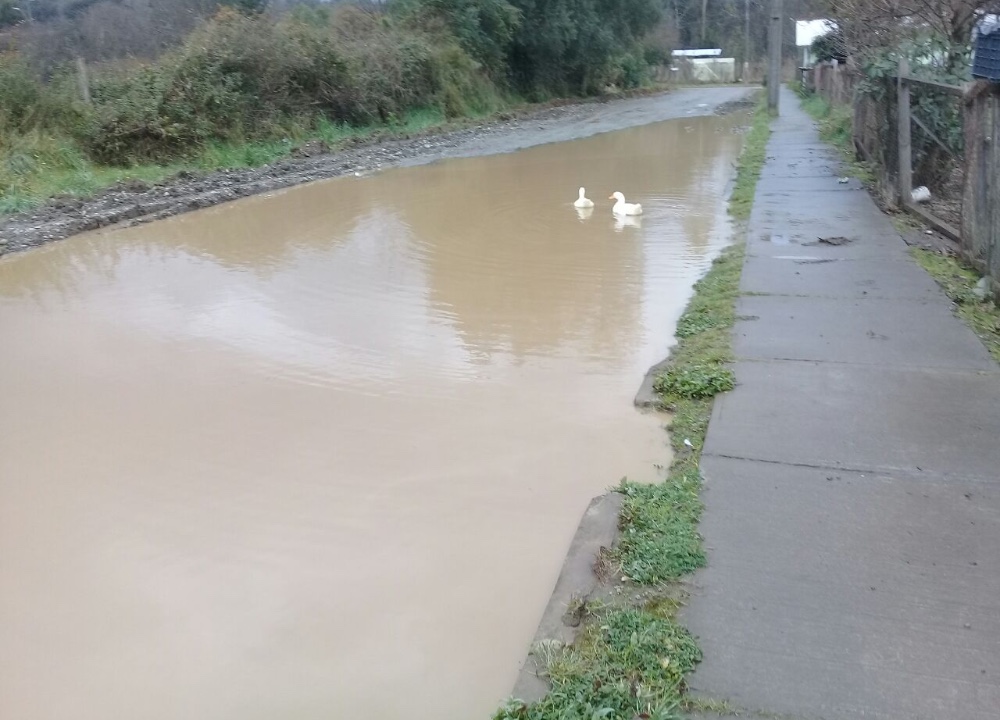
[
  {"xmin": 672, "ymin": 49, "xmax": 723, "ymax": 58},
  {"xmin": 795, "ymin": 19, "xmax": 837, "ymax": 48}
]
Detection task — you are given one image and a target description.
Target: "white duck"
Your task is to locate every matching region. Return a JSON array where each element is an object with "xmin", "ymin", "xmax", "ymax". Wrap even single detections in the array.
[
  {"xmin": 573, "ymin": 187, "xmax": 595, "ymax": 209},
  {"xmin": 610, "ymin": 191, "xmax": 642, "ymax": 216}
]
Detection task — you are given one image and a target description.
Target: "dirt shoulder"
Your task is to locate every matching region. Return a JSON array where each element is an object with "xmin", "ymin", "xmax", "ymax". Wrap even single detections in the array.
[{"xmin": 0, "ymin": 86, "xmax": 755, "ymax": 257}]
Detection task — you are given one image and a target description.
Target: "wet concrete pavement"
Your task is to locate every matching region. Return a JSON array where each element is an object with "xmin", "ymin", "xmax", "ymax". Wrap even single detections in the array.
[{"xmin": 683, "ymin": 87, "xmax": 1000, "ymax": 719}]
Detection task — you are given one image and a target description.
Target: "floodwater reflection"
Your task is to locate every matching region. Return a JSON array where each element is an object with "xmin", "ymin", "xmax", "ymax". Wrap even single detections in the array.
[{"xmin": 0, "ymin": 114, "xmax": 744, "ymax": 720}]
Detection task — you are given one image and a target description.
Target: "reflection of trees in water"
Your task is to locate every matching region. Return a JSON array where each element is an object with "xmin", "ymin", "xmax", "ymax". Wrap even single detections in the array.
[
  {"xmin": 390, "ymin": 155, "xmax": 644, "ymax": 364},
  {"xmin": 130, "ymin": 180, "xmax": 374, "ymax": 275},
  {"xmin": 393, "ymin": 115, "xmax": 742, "ymax": 362},
  {"xmin": 0, "ymin": 236, "xmax": 134, "ymax": 307},
  {"xmin": 0, "ymin": 179, "xmax": 377, "ymax": 306},
  {"xmin": 0, "ymin": 115, "xmax": 743, "ymax": 369}
]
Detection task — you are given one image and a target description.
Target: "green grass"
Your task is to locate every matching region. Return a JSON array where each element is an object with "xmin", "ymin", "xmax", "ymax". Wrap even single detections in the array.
[
  {"xmin": 728, "ymin": 99, "xmax": 772, "ymax": 221},
  {"xmin": 615, "ymin": 242, "xmax": 745, "ymax": 587},
  {"xmin": 496, "ymin": 97, "xmax": 771, "ymax": 720},
  {"xmin": 0, "ymin": 131, "xmax": 182, "ymax": 214},
  {"xmin": 912, "ymin": 249, "xmax": 1000, "ymax": 362},
  {"xmin": 654, "ymin": 363, "xmax": 736, "ymax": 400},
  {"xmin": 798, "ymin": 90, "xmax": 875, "ymax": 185},
  {"xmin": 495, "ymin": 606, "xmax": 702, "ymax": 720},
  {"xmin": 800, "ymin": 93, "xmax": 852, "ymax": 147},
  {"xmin": 618, "ymin": 100, "xmax": 767, "ymax": 588},
  {"xmin": 0, "ymin": 106, "xmax": 481, "ymax": 217},
  {"xmin": 616, "ymin": 469, "xmax": 706, "ymax": 584}
]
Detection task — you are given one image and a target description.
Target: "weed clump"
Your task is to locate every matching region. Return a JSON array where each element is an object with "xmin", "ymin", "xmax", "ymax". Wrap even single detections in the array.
[
  {"xmin": 617, "ymin": 471, "xmax": 705, "ymax": 583},
  {"xmin": 653, "ymin": 364, "xmax": 735, "ymax": 400},
  {"xmin": 494, "ymin": 607, "xmax": 701, "ymax": 720}
]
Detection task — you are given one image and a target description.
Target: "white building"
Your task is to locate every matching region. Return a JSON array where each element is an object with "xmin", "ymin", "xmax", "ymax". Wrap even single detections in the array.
[{"xmin": 795, "ymin": 19, "xmax": 837, "ymax": 66}]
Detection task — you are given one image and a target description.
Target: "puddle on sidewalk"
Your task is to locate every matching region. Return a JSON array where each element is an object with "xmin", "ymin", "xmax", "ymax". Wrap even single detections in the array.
[{"xmin": 0, "ymin": 114, "xmax": 743, "ymax": 720}]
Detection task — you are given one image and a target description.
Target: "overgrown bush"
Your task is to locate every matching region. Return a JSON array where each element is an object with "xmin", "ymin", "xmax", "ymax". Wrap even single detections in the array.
[
  {"xmin": 403, "ymin": 0, "xmax": 661, "ymax": 98},
  {"xmin": 0, "ymin": 54, "xmax": 81, "ymax": 132},
  {"xmin": 812, "ymin": 29, "xmax": 847, "ymax": 63},
  {"xmin": 396, "ymin": 0, "xmax": 521, "ymax": 74},
  {"xmin": 859, "ymin": 42, "xmax": 965, "ymax": 190},
  {"xmin": 74, "ymin": 7, "xmax": 499, "ymax": 163},
  {"xmin": 1, "ymin": 0, "xmax": 665, "ymax": 209}
]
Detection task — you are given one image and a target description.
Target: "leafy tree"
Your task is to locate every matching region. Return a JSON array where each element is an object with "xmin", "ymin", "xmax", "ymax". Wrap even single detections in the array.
[
  {"xmin": 397, "ymin": 0, "xmax": 522, "ymax": 73},
  {"xmin": 0, "ymin": 0, "xmax": 25, "ymax": 29},
  {"xmin": 506, "ymin": 0, "xmax": 660, "ymax": 96},
  {"xmin": 812, "ymin": 29, "xmax": 847, "ymax": 63}
]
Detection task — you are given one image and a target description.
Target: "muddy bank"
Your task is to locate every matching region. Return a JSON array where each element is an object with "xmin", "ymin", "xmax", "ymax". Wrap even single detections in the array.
[{"xmin": 0, "ymin": 86, "xmax": 755, "ymax": 257}]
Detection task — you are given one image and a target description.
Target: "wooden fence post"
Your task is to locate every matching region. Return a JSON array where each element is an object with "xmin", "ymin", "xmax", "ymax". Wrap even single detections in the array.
[
  {"xmin": 76, "ymin": 57, "xmax": 91, "ymax": 105},
  {"xmin": 897, "ymin": 57, "xmax": 912, "ymax": 205},
  {"xmin": 990, "ymin": 91, "xmax": 1000, "ymax": 288}
]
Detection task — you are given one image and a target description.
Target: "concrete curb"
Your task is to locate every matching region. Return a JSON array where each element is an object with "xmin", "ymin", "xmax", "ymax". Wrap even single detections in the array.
[
  {"xmin": 634, "ymin": 357, "xmax": 670, "ymax": 408},
  {"xmin": 510, "ymin": 491, "xmax": 624, "ymax": 703}
]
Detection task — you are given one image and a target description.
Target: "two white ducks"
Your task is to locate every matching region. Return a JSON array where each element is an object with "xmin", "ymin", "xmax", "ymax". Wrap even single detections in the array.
[
  {"xmin": 610, "ymin": 191, "xmax": 642, "ymax": 216},
  {"xmin": 573, "ymin": 187, "xmax": 595, "ymax": 208}
]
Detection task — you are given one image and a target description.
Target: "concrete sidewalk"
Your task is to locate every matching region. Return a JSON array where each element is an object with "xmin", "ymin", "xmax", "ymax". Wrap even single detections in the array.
[{"xmin": 682, "ymin": 88, "xmax": 1000, "ymax": 719}]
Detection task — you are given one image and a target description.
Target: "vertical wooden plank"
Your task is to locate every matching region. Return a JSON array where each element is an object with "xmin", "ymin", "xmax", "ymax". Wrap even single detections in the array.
[
  {"xmin": 973, "ymin": 89, "xmax": 990, "ymax": 262},
  {"xmin": 962, "ymin": 86, "xmax": 978, "ymax": 254},
  {"xmin": 75, "ymin": 57, "xmax": 91, "ymax": 105},
  {"xmin": 853, "ymin": 76, "xmax": 864, "ymax": 160},
  {"xmin": 975, "ymin": 90, "xmax": 993, "ymax": 265},
  {"xmin": 897, "ymin": 58, "xmax": 912, "ymax": 205},
  {"xmin": 964, "ymin": 86, "xmax": 976, "ymax": 255},
  {"xmin": 990, "ymin": 91, "xmax": 1000, "ymax": 285}
]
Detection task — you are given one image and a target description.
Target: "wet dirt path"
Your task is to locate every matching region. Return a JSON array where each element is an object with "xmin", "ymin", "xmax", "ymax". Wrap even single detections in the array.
[{"xmin": 0, "ymin": 109, "xmax": 746, "ymax": 720}]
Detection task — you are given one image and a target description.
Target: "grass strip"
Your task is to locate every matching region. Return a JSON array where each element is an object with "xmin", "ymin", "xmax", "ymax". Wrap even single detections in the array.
[
  {"xmin": 495, "ymin": 96, "xmax": 771, "ymax": 720},
  {"xmin": 0, "ymin": 107, "xmax": 474, "ymax": 216},
  {"xmin": 912, "ymin": 249, "xmax": 1000, "ymax": 363},
  {"xmin": 797, "ymin": 90, "xmax": 875, "ymax": 185}
]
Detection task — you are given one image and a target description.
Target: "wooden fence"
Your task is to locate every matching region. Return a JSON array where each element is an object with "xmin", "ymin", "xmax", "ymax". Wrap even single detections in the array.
[
  {"xmin": 962, "ymin": 83, "xmax": 1000, "ymax": 290},
  {"xmin": 806, "ymin": 60, "xmax": 1000, "ymax": 298}
]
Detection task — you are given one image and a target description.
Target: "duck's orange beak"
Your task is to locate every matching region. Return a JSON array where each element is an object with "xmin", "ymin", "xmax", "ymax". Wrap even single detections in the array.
[{"xmin": 608, "ymin": 195, "xmax": 615, "ymax": 200}]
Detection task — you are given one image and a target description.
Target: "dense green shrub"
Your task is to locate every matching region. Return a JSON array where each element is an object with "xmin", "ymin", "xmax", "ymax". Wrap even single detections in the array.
[
  {"xmin": 396, "ymin": 0, "xmax": 522, "ymax": 73},
  {"xmin": 0, "ymin": 54, "xmax": 80, "ymax": 132},
  {"xmin": 400, "ymin": 0, "xmax": 660, "ymax": 97},
  {"xmin": 812, "ymin": 30, "xmax": 847, "ymax": 63},
  {"xmin": 0, "ymin": 54, "xmax": 44, "ymax": 130},
  {"xmin": 506, "ymin": 0, "xmax": 660, "ymax": 97},
  {"xmin": 75, "ymin": 8, "xmax": 496, "ymax": 163},
  {"xmin": 1, "ymin": 0, "xmax": 663, "ymax": 204}
]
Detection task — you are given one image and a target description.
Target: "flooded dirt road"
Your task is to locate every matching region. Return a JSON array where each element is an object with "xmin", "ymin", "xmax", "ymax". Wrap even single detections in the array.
[
  {"xmin": 0, "ymin": 112, "xmax": 745, "ymax": 720},
  {"xmin": 0, "ymin": 86, "xmax": 753, "ymax": 255}
]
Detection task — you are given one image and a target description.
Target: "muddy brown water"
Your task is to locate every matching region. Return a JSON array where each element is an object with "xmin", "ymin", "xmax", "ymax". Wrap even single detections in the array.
[{"xmin": 0, "ymin": 115, "xmax": 743, "ymax": 720}]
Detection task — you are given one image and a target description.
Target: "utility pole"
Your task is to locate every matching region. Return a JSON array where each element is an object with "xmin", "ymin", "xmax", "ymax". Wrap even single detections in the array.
[
  {"xmin": 767, "ymin": 0, "xmax": 783, "ymax": 112},
  {"xmin": 701, "ymin": 0, "xmax": 708, "ymax": 45},
  {"xmin": 744, "ymin": 0, "xmax": 751, "ymax": 82}
]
